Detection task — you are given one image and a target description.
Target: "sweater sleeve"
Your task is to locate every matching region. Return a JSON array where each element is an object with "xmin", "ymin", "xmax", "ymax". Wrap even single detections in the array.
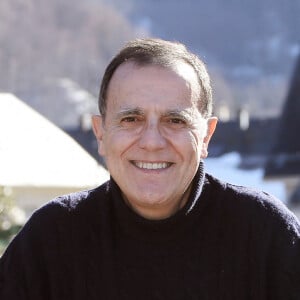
[
  {"xmin": 0, "ymin": 213, "xmax": 47, "ymax": 299},
  {"xmin": 267, "ymin": 201, "xmax": 300, "ymax": 300},
  {"xmin": 0, "ymin": 200, "xmax": 73, "ymax": 300},
  {"xmin": 0, "ymin": 235, "xmax": 28, "ymax": 299},
  {"xmin": 218, "ymin": 179, "xmax": 300, "ymax": 300}
]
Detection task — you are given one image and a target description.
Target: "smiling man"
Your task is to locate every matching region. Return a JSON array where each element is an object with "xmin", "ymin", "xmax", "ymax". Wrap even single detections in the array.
[
  {"xmin": 1, "ymin": 38, "xmax": 300, "ymax": 299},
  {"xmin": 92, "ymin": 59, "xmax": 216, "ymax": 220}
]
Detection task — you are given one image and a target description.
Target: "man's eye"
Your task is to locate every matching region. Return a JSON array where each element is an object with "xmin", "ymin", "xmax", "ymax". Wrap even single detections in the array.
[
  {"xmin": 120, "ymin": 116, "xmax": 143, "ymax": 127},
  {"xmin": 164, "ymin": 117, "xmax": 187, "ymax": 129},
  {"xmin": 169, "ymin": 118, "xmax": 185, "ymax": 124},
  {"xmin": 122, "ymin": 116, "xmax": 138, "ymax": 123}
]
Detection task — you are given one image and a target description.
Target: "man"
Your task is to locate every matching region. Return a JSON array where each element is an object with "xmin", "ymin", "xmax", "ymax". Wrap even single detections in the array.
[{"xmin": 0, "ymin": 38, "xmax": 299, "ymax": 299}]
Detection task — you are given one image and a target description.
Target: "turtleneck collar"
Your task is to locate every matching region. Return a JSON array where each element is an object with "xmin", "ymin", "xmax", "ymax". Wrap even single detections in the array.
[{"xmin": 109, "ymin": 161, "xmax": 208, "ymax": 242}]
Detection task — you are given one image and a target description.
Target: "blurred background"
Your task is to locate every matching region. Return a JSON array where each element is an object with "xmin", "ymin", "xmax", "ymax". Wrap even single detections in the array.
[{"xmin": 1, "ymin": 0, "xmax": 300, "ymax": 253}]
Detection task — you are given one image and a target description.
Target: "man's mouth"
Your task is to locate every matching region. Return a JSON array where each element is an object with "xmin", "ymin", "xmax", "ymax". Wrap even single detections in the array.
[{"xmin": 132, "ymin": 161, "xmax": 172, "ymax": 170}]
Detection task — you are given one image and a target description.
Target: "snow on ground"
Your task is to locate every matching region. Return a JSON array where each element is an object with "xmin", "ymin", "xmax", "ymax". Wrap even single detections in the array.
[{"xmin": 205, "ymin": 152, "xmax": 286, "ymax": 203}]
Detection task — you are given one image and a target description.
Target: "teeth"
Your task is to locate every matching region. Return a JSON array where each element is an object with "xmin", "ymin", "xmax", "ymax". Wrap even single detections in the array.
[{"xmin": 135, "ymin": 162, "xmax": 169, "ymax": 170}]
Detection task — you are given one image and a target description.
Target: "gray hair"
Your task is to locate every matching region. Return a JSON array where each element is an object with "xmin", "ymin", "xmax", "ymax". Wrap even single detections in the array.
[{"xmin": 98, "ymin": 38, "xmax": 213, "ymax": 119}]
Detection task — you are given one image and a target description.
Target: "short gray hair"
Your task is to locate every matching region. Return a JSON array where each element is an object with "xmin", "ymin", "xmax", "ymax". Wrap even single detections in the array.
[{"xmin": 99, "ymin": 38, "xmax": 213, "ymax": 118}]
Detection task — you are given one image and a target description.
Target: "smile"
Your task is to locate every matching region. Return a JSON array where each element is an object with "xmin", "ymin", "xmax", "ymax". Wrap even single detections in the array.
[{"xmin": 132, "ymin": 161, "xmax": 172, "ymax": 170}]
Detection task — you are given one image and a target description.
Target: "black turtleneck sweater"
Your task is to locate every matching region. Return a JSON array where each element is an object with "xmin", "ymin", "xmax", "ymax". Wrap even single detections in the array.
[{"xmin": 1, "ymin": 164, "xmax": 300, "ymax": 299}]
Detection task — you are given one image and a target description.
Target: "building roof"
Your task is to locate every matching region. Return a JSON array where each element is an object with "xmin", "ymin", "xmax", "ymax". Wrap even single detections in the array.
[
  {"xmin": 265, "ymin": 55, "xmax": 300, "ymax": 177},
  {"xmin": 0, "ymin": 93, "xmax": 109, "ymax": 187}
]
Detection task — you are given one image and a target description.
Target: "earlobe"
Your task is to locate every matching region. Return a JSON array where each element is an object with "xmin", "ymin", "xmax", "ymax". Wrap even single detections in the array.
[
  {"xmin": 92, "ymin": 115, "xmax": 106, "ymax": 156},
  {"xmin": 201, "ymin": 117, "xmax": 218, "ymax": 158}
]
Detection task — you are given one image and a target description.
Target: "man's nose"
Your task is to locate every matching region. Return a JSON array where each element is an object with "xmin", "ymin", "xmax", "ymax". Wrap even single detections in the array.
[{"xmin": 138, "ymin": 122, "xmax": 167, "ymax": 151}]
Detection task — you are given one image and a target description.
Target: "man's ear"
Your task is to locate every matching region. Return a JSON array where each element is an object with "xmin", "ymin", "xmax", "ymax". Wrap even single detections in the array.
[
  {"xmin": 201, "ymin": 117, "xmax": 218, "ymax": 159},
  {"xmin": 92, "ymin": 115, "xmax": 106, "ymax": 156}
]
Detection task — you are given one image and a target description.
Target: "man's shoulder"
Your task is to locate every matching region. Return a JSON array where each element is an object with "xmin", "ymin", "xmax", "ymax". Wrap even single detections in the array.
[
  {"xmin": 205, "ymin": 172, "xmax": 283, "ymax": 207},
  {"xmin": 48, "ymin": 181, "xmax": 110, "ymax": 212},
  {"xmin": 1, "ymin": 181, "xmax": 112, "ymax": 257},
  {"xmin": 205, "ymin": 173, "xmax": 300, "ymax": 233},
  {"xmin": 26, "ymin": 181, "xmax": 111, "ymax": 228}
]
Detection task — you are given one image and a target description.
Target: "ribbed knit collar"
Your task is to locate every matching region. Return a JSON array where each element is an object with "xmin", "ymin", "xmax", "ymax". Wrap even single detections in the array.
[{"xmin": 109, "ymin": 161, "xmax": 207, "ymax": 242}]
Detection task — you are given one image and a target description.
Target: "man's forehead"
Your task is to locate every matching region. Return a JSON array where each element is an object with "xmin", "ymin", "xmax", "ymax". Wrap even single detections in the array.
[
  {"xmin": 108, "ymin": 61, "xmax": 200, "ymax": 96},
  {"xmin": 113, "ymin": 60, "xmax": 197, "ymax": 81},
  {"xmin": 105, "ymin": 61, "xmax": 202, "ymax": 116}
]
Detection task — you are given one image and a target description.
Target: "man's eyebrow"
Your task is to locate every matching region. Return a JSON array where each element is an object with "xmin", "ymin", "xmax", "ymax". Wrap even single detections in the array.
[
  {"xmin": 116, "ymin": 108, "xmax": 144, "ymax": 118},
  {"xmin": 163, "ymin": 109, "xmax": 194, "ymax": 122}
]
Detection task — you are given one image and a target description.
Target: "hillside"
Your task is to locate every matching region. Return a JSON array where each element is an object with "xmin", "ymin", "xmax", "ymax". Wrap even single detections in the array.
[
  {"xmin": 129, "ymin": 0, "xmax": 299, "ymax": 75},
  {"xmin": 128, "ymin": 0, "xmax": 300, "ymax": 117},
  {"xmin": 1, "ymin": 0, "xmax": 299, "ymax": 123}
]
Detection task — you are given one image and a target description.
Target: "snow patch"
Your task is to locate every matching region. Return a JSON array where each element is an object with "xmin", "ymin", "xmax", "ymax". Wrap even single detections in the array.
[{"xmin": 205, "ymin": 152, "xmax": 286, "ymax": 202}]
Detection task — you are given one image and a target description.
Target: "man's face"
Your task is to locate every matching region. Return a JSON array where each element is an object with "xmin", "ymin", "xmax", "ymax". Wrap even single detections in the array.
[{"xmin": 93, "ymin": 61, "xmax": 217, "ymax": 219}]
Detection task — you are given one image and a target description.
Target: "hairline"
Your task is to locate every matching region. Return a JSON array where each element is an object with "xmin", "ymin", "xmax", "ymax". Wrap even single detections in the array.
[{"xmin": 98, "ymin": 39, "xmax": 213, "ymax": 120}]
